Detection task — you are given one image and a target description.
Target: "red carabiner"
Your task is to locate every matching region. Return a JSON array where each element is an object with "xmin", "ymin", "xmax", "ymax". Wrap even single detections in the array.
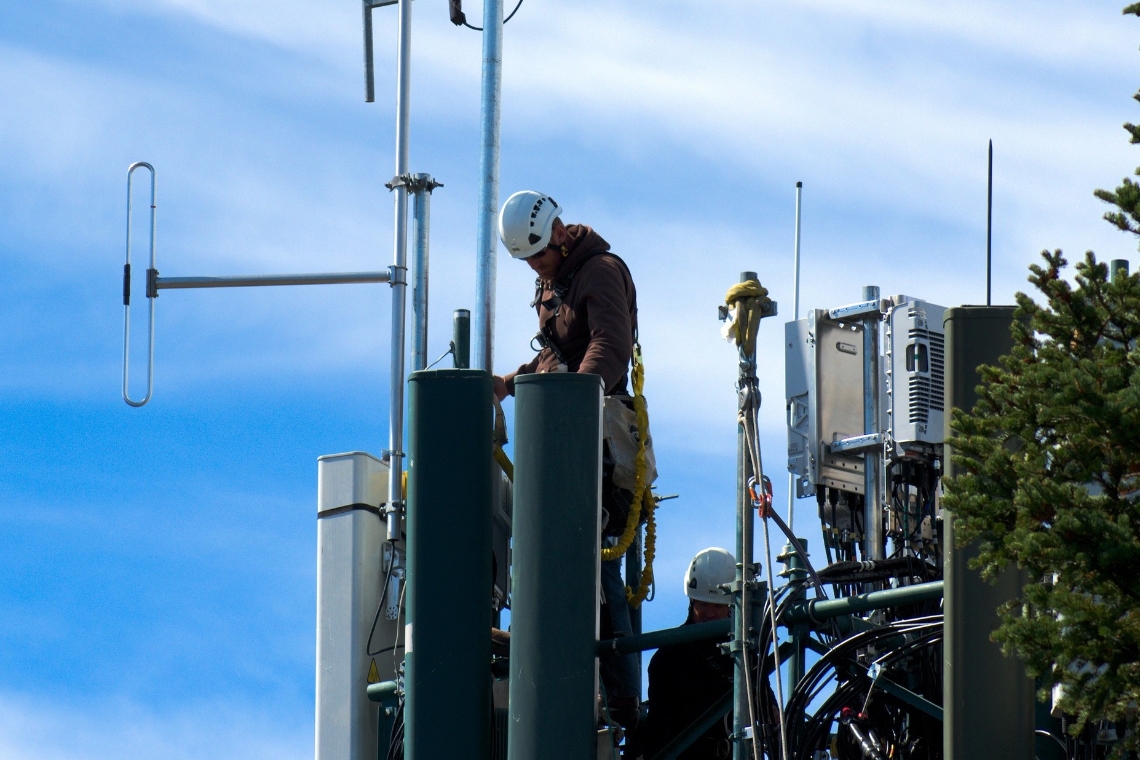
[{"xmin": 748, "ymin": 477, "xmax": 774, "ymax": 518}]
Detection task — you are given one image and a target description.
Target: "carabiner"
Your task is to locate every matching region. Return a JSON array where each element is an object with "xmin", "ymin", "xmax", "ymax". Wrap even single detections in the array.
[{"xmin": 748, "ymin": 475, "xmax": 774, "ymax": 518}]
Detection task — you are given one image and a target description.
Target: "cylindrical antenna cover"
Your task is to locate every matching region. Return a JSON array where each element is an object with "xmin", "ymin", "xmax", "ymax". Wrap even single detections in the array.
[
  {"xmin": 405, "ymin": 369, "xmax": 493, "ymax": 760},
  {"xmin": 508, "ymin": 373, "xmax": 603, "ymax": 760}
]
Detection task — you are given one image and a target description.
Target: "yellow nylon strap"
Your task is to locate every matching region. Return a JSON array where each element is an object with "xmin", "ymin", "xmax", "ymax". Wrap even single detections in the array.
[
  {"xmin": 491, "ymin": 395, "xmax": 515, "ymax": 481},
  {"xmin": 493, "ymin": 444, "xmax": 514, "ymax": 481}
]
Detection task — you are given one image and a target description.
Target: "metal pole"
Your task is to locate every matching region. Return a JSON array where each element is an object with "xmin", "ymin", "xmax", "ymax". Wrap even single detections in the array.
[
  {"xmin": 987, "ymin": 140, "xmax": 993, "ymax": 307},
  {"xmin": 625, "ymin": 528, "xmax": 643, "ymax": 694},
  {"xmin": 410, "ymin": 175, "xmax": 434, "ymax": 372},
  {"xmin": 792, "ymin": 184, "xmax": 802, "ymax": 321},
  {"xmin": 783, "ymin": 579, "xmax": 943, "ymax": 624},
  {"xmin": 787, "ymin": 181, "xmax": 802, "ymax": 531},
  {"xmin": 363, "ymin": 0, "xmax": 375, "ymax": 102},
  {"xmin": 861, "ymin": 285, "xmax": 883, "ymax": 561},
  {"xmin": 508, "ymin": 373, "xmax": 603, "ymax": 760},
  {"xmin": 386, "ymin": 0, "xmax": 413, "ymax": 541},
  {"xmin": 733, "ymin": 270, "xmax": 758, "ymax": 760},
  {"xmin": 155, "ymin": 272, "xmax": 391, "ymax": 289},
  {"xmin": 598, "ymin": 618, "xmax": 732, "ymax": 656},
  {"xmin": 779, "ymin": 539, "xmax": 808, "ymax": 710},
  {"xmin": 473, "ymin": 0, "xmax": 503, "ymax": 372}
]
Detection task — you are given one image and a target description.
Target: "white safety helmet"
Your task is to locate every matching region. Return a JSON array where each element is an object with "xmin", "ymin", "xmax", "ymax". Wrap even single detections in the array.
[
  {"xmin": 684, "ymin": 547, "xmax": 737, "ymax": 605},
  {"xmin": 498, "ymin": 190, "xmax": 563, "ymax": 259}
]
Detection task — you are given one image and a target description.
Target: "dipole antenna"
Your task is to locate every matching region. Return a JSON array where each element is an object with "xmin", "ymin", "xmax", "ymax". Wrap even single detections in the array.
[{"xmin": 987, "ymin": 140, "xmax": 993, "ymax": 306}]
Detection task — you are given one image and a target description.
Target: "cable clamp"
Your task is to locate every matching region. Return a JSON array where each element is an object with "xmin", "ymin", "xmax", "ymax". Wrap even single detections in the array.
[
  {"xmin": 385, "ymin": 174, "xmax": 411, "ymax": 191},
  {"xmin": 386, "ymin": 173, "xmax": 444, "ymax": 193}
]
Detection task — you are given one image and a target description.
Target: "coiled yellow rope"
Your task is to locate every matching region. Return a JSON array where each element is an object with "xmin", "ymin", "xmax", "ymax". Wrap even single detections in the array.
[
  {"xmin": 625, "ymin": 486, "xmax": 656, "ymax": 608},
  {"xmin": 598, "ymin": 344, "xmax": 656, "ymax": 608},
  {"xmin": 723, "ymin": 280, "xmax": 770, "ymax": 358}
]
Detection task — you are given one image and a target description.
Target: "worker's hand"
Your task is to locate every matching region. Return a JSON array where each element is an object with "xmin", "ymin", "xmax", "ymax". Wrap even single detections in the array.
[{"xmin": 493, "ymin": 375, "xmax": 508, "ymax": 402}]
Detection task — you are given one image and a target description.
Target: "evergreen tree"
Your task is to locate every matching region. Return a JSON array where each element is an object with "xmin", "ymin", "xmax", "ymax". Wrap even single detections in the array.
[{"xmin": 942, "ymin": 6, "xmax": 1140, "ymax": 752}]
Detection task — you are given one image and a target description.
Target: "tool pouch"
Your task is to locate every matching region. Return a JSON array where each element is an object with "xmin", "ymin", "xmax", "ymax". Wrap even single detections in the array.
[{"xmin": 602, "ymin": 395, "xmax": 657, "ymax": 492}]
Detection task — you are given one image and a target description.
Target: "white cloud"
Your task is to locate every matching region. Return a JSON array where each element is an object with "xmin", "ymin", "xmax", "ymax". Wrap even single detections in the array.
[
  {"xmin": 0, "ymin": 693, "xmax": 309, "ymax": 760},
  {"xmin": 4, "ymin": 0, "xmax": 1139, "ymax": 415}
]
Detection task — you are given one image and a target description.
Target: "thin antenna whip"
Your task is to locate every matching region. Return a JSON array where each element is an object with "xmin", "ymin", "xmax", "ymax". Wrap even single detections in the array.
[
  {"xmin": 788, "ymin": 181, "xmax": 803, "ymax": 530},
  {"xmin": 987, "ymin": 140, "xmax": 993, "ymax": 306}
]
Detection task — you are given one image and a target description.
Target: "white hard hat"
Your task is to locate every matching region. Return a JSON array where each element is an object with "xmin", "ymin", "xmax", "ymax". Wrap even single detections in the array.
[
  {"xmin": 498, "ymin": 190, "xmax": 563, "ymax": 259},
  {"xmin": 684, "ymin": 547, "xmax": 737, "ymax": 605}
]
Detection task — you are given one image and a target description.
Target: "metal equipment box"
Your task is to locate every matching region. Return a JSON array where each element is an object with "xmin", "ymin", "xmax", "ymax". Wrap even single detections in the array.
[
  {"xmin": 786, "ymin": 309, "xmax": 867, "ymax": 497},
  {"xmin": 886, "ymin": 298, "xmax": 946, "ymax": 449}
]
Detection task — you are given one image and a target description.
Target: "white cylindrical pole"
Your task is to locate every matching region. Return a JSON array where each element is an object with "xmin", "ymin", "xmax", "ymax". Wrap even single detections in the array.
[{"xmin": 473, "ymin": 0, "xmax": 503, "ymax": 372}]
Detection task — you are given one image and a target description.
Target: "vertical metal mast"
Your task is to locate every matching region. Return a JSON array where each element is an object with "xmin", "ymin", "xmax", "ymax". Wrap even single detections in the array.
[
  {"xmin": 733, "ymin": 271, "xmax": 758, "ymax": 760},
  {"xmin": 410, "ymin": 174, "xmax": 439, "ymax": 373},
  {"xmin": 386, "ymin": 0, "xmax": 413, "ymax": 540},
  {"xmin": 473, "ymin": 0, "xmax": 504, "ymax": 372},
  {"xmin": 787, "ymin": 181, "xmax": 802, "ymax": 530},
  {"xmin": 861, "ymin": 285, "xmax": 884, "ymax": 560}
]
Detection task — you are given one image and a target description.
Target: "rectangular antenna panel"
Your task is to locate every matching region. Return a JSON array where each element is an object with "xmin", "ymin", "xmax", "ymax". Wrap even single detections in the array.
[
  {"xmin": 786, "ymin": 310, "xmax": 867, "ymax": 497},
  {"xmin": 886, "ymin": 299, "xmax": 946, "ymax": 448},
  {"xmin": 315, "ymin": 452, "xmax": 391, "ymax": 760}
]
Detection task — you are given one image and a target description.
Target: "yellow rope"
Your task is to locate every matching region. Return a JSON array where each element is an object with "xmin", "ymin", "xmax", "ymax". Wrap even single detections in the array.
[
  {"xmin": 600, "ymin": 344, "xmax": 649, "ymax": 563},
  {"xmin": 625, "ymin": 487, "xmax": 656, "ymax": 608},
  {"xmin": 723, "ymin": 280, "xmax": 770, "ymax": 356}
]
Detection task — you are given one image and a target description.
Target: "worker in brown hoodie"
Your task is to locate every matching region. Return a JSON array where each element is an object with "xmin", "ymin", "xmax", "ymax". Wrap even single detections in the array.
[
  {"xmin": 494, "ymin": 201, "xmax": 636, "ymax": 398},
  {"xmin": 495, "ymin": 190, "xmax": 642, "ymax": 728}
]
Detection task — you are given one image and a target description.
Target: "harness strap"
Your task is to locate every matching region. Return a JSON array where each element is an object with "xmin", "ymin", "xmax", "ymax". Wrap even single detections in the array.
[{"xmin": 531, "ymin": 250, "xmax": 639, "ymax": 366}]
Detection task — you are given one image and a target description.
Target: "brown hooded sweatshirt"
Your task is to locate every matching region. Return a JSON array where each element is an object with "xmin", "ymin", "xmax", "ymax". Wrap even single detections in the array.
[{"xmin": 504, "ymin": 224, "xmax": 638, "ymax": 396}]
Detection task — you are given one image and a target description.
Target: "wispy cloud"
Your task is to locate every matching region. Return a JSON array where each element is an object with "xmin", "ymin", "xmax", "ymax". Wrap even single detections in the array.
[{"xmin": 0, "ymin": 693, "xmax": 310, "ymax": 760}]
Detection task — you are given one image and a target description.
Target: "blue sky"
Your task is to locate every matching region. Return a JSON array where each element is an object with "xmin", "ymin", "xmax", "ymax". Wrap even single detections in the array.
[{"xmin": 2, "ymin": 0, "xmax": 1138, "ymax": 756}]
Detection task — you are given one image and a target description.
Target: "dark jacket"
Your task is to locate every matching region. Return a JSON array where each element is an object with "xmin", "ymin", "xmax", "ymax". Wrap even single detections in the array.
[
  {"xmin": 644, "ymin": 627, "xmax": 734, "ymax": 760},
  {"xmin": 504, "ymin": 224, "xmax": 637, "ymax": 396}
]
